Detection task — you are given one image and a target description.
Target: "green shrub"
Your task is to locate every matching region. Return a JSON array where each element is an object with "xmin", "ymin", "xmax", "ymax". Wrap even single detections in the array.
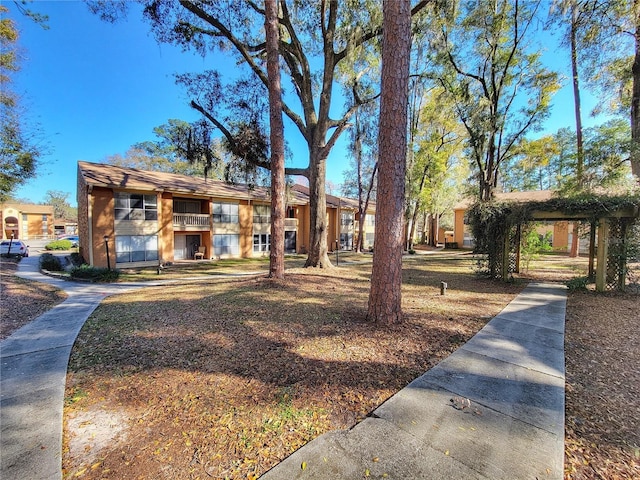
[
  {"xmin": 69, "ymin": 252, "xmax": 85, "ymax": 267},
  {"xmin": 566, "ymin": 276, "xmax": 590, "ymax": 292},
  {"xmin": 70, "ymin": 265, "xmax": 120, "ymax": 282},
  {"xmin": 45, "ymin": 240, "xmax": 73, "ymax": 251},
  {"xmin": 408, "ymin": 249, "xmax": 416, "ymax": 255},
  {"xmin": 40, "ymin": 253, "xmax": 64, "ymax": 271}
]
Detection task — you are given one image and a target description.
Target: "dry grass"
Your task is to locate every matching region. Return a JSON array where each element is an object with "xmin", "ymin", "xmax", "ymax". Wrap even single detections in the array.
[
  {"xmin": 62, "ymin": 253, "xmax": 523, "ymax": 479},
  {"xmin": 4, "ymin": 251, "xmax": 637, "ymax": 479}
]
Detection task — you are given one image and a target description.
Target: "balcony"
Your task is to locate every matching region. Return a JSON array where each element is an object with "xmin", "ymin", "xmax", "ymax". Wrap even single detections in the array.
[{"xmin": 173, "ymin": 213, "xmax": 210, "ymax": 231}]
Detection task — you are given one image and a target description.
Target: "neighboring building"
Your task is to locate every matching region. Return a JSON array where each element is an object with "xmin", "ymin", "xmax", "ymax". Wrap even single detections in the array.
[
  {"xmin": 1, "ymin": 203, "xmax": 55, "ymax": 240},
  {"xmin": 77, "ymin": 161, "xmax": 373, "ymax": 269},
  {"xmin": 291, "ymin": 184, "xmax": 376, "ymax": 252},
  {"xmin": 54, "ymin": 218, "xmax": 78, "ymax": 237},
  {"xmin": 453, "ymin": 191, "xmax": 572, "ymax": 251}
]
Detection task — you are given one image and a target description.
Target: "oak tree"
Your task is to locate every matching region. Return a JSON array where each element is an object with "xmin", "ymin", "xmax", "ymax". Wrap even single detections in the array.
[{"xmin": 437, "ymin": 0, "xmax": 560, "ymax": 201}]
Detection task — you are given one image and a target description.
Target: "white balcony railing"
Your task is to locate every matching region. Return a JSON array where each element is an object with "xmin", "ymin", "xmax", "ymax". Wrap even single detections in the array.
[{"xmin": 173, "ymin": 213, "xmax": 210, "ymax": 227}]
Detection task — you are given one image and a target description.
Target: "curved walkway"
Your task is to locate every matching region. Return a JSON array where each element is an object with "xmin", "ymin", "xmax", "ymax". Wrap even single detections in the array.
[
  {"xmin": 1, "ymin": 254, "xmax": 566, "ymax": 480},
  {"xmin": 1, "ymin": 255, "xmax": 157, "ymax": 480}
]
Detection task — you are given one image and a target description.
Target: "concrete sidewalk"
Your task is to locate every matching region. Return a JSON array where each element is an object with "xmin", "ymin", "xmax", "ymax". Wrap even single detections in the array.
[
  {"xmin": 261, "ymin": 282, "xmax": 566, "ymax": 479},
  {"xmin": 1, "ymin": 254, "xmax": 145, "ymax": 480}
]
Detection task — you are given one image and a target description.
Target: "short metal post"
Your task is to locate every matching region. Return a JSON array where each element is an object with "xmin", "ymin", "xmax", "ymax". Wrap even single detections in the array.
[
  {"xmin": 103, "ymin": 235, "xmax": 111, "ymax": 270},
  {"xmin": 440, "ymin": 281, "xmax": 447, "ymax": 295}
]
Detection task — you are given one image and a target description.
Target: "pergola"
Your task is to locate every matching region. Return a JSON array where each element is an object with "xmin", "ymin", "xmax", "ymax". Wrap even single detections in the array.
[{"xmin": 473, "ymin": 195, "xmax": 640, "ymax": 292}]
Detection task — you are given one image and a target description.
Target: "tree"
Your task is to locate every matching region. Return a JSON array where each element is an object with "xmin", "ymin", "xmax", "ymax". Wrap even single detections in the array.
[
  {"xmin": 90, "ymin": 0, "xmax": 430, "ymax": 268},
  {"xmin": 341, "ymin": 97, "xmax": 379, "ymax": 253},
  {"xmin": 500, "ymin": 136, "xmax": 561, "ymax": 191},
  {"xmin": 43, "ymin": 190, "xmax": 76, "ymax": 220},
  {"xmin": 437, "ymin": 0, "xmax": 560, "ymax": 201},
  {"xmin": 556, "ymin": 1, "xmax": 640, "ymax": 182},
  {"xmin": 265, "ymin": 0, "xmax": 285, "ymax": 279},
  {"xmin": 405, "ymin": 87, "xmax": 463, "ymax": 248},
  {"xmin": 0, "ymin": 5, "xmax": 46, "ymax": 202},
  {"xmin": 103, "ymin": 119, "xmax": 214, "ymax": 177},
  {"xmin": 548, "ymin": 0, "xmax": 588, "ymax": 188},
  {"xmin": 367, "ymin": 0, "xmax": 411, "ymax": 325}
]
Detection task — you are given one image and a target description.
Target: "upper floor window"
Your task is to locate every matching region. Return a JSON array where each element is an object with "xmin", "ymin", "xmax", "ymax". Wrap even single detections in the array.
[
  {"xmin": 341, "ymin": 212, "xmax": 354, "ymax": 226},
  {"xmin": 253, "ymin": 205, "xmax": 270, "ymax": 224},
  {"xmin": 213, "ymin": 202, "xmax": 239, "ymax": 224},
  {"xmin": 115, "ymin": 193, "xmax": 158, "ymax": 221}
]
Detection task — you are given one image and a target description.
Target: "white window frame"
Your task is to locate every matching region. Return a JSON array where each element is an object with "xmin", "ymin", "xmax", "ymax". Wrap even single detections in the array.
[
  {"xmin": 214, "ymin": 234, "xmax": 240, "ymax": 256},
  {"xmin": 253, "ymin": 233, "xmax": 271, "ymax": 252},
  {"xmin": 114, "ymin": 193, "xmax": 158, "ymax": 221},
  {"xmin": 213, "ymin": 202, "xmax": 239, "ymax": 224},
  {"xmin": 115, "ymin": 235, "xmax": 159, "ymax": 263}
]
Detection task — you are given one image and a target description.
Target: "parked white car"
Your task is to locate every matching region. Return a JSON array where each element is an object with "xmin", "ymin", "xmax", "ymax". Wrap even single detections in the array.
[{"xmin": 0, "ymin": 240, "xmax": 29, "ymax": 257}]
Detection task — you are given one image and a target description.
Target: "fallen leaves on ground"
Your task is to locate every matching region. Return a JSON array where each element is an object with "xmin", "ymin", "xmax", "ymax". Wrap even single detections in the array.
[
  {"xmin": 564, "ymin": 291, "xmax": 640, "ymax": 480},
  {"xmin": 62, "ymin": 255, "xmax": 522, "ymax": 479}
]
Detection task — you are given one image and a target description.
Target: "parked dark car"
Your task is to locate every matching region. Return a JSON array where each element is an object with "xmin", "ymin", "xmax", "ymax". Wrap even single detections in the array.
[{"xmin": 0, "ymin": 240, "xmax": 29, "ymax": 257}]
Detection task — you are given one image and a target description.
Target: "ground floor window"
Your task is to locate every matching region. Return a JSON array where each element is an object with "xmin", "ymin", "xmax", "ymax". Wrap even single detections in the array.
[
  {"xmin": 253, "ymin": 233, "xmax": 270, "ymax": 252},
  {"xmin": 214, "ymin": 234, "xmax": 239, "ymax": 256},
  {"xmin": 365, "ymin": 233, "xmax": 375, "ymax": 248},
  {"xmin": 115, "ymin": 235, "xmax": 158, "ymax": 263}
]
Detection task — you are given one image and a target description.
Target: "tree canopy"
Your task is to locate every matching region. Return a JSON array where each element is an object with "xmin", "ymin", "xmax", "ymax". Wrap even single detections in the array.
[{"xmin": 0, "ymin": 5, "xmax": 46, "ymax": 202}]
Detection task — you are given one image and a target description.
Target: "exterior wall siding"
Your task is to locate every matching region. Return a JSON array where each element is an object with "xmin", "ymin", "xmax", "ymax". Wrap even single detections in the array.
[
  {"xmin": 91, "ymin": 187, "xmax": 115, "ymax": 269},
  {"xmin": 160, "ymin": 192, "xmax": 174, "ymax": 262}
]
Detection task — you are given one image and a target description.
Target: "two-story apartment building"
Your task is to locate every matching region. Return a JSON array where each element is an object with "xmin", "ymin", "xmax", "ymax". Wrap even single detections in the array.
[
  {"xmin": 77, "ymin": 161, "xmax": 375, "ymax": 269},
  {"xmin": 1, "ymin": 203, "xmax": 55, "ymax": 240}
]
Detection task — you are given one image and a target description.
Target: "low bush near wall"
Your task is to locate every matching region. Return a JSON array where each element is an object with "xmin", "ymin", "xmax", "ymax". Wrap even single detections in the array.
[
  {"xmin": 69, "ymin": 265, "xmax": 120, "ymax": 282},
  {"xmin": 45, "ymin": 240, "xmax": 73, "ymax": 251},
  {"xmin": 40, "ymin": 253, "xmax": 64, "ymax": 272}
]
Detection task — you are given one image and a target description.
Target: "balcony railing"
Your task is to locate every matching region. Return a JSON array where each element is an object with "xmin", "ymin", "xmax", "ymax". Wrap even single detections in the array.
[{"xmin": 173, "ymin": 213, "xmax": 210, "ymax": 227}]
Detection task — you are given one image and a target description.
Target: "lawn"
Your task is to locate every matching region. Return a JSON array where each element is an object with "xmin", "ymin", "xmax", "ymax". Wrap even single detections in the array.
[
  {"xmin": 62, "ymin": 253, "xmax": 524, "ymax": 479},
  {"xmin": 55, "ymin": 252, "xmax": 639, "ymax": 479}
]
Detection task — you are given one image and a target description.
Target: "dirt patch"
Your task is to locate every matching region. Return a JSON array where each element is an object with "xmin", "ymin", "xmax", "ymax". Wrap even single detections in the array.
[{"xmin": 66, "ymin": 408, "xmax": 130, "ymax": 473}]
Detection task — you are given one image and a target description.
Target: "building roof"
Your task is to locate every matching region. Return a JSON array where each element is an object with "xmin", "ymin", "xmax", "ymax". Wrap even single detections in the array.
[
  {"xmin": 77, "ymin": 161, "xmax": 309, "ymax": 205},
  {"xmin": 291, "ymin": 184, "xmax": 374, "ymax": 211},
  {"xmin": 1, "ymin": 203, "xmax": 54, "ymax": 215},
  {"xmin": 453, "ymin": 190, "xmax": 555, "ymax": 210}
]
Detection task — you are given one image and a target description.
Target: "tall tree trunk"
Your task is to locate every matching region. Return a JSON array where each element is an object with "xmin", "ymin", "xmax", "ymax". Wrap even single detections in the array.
[
  {"xmin": 367, "ymin": 0, "xmax": 411, "ymax": 324},
  {"xmin": 304, "ymin": 149, "xmax": 332, "ymax": 267},
  {"xmin": 266, "ymin": 0, "xmax": 285, "ymax": 279},
  {"xmin": 570, "ymin": 2, "xmax": 582, "ymax": 267},
  {"xmin": 631, "ymin": 0, "xmax": 640, "ymax": 182},
  {"xmin": 355, "ymin": 109, "xmax": 365, "ymax": 253},
  {"xmin": 571, "ymin": 2, "xmax": 585, "ymax": 189}
]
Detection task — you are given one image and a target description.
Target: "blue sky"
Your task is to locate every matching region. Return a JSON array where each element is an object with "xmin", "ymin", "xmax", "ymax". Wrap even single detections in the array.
[{"xmin": 8, "ymin": 1, "xmax": 607, "ymax": 206}]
